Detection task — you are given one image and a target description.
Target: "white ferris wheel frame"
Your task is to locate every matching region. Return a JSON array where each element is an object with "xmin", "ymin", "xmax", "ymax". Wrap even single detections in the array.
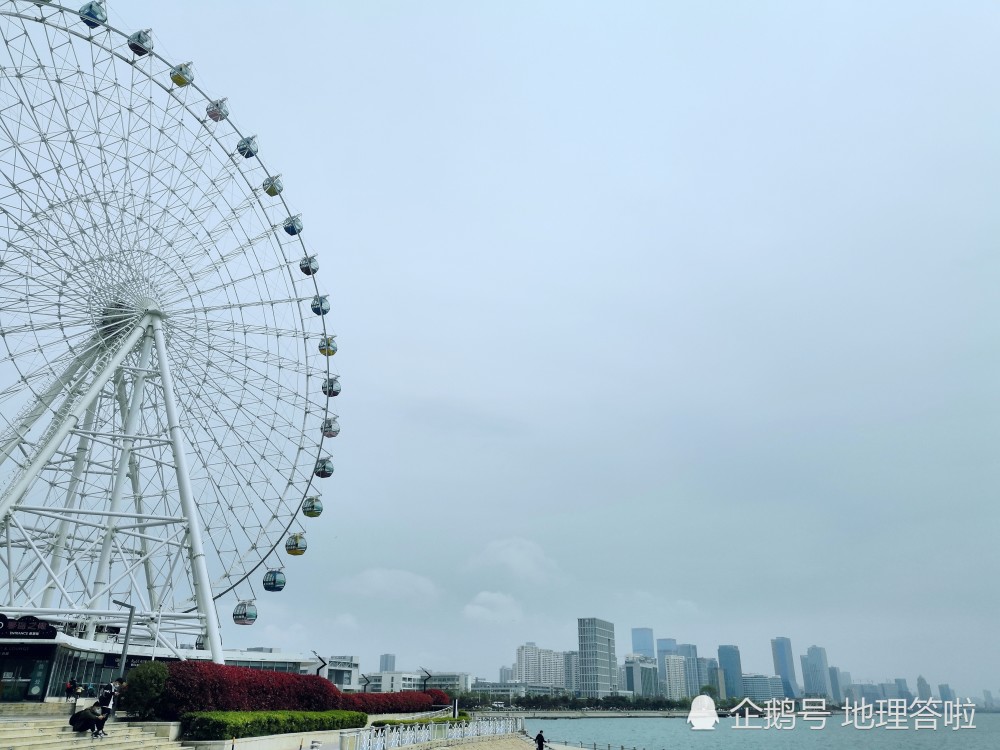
[{"xmin": 0, "ymin": 1, "xmax": 337, "ymax": 664}]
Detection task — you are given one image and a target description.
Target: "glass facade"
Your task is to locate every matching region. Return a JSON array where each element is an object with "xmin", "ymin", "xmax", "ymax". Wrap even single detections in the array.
[
  {"xmin": 717, "ymin": 645, "xmax": 744, "ymax": 699},
  {"xmin": 770, "ymin": 637, "xmax": 799, "ymax": 698},
  {"xmin": 577, "ymin": 617, "xmax": 616, "ymax": 698}
]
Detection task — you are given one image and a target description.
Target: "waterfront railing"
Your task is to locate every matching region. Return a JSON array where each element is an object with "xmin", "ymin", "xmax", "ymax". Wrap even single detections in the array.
[{"xmin": 341, "ymin": 717, "xmax": 525, "ymax": 750}]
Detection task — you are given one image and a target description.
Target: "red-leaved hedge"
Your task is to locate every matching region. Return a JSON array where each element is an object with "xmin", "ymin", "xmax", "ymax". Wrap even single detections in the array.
[
  {"xmin": 423, "ymin": 689, "xmax": 451, "ymax": 706},
  {"xmin": 160, "ymin": 661, "xmax": 341, "ymax": 719},
  {"xmin": 341, "ymin": 691, "xmax": 433, "ymax": 714},
  {"xmin": 158, "ymin": 661, "xmax": 448, "ymax": 720}
]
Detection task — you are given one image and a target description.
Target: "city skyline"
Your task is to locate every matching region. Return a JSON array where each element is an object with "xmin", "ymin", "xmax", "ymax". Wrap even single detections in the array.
[
  {"xmin": 350, "ymin": 621, "xmax": 993, "ymax": 701},
  {"xmin": 121, "ymin": 0, "xmax": 998, "ymax": 695}
]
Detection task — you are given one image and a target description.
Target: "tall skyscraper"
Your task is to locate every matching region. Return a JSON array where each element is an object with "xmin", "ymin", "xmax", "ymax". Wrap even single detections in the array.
[
  {"xmin": 578, "ymin": 617, "xmax": 617, "ymax": 698},
  {"xmin": 916, "ymin": 675, "xmax": 931, "ymax": 700},
  {"xmin": 939, "ymin": 684, "xmax": 956, "ymax": 703},
  {"xmin": 379, "ymin": 653, "xmax": 396, "ymax": 672},
  {"xmin": 697, "ymin": 657, "xmax": 720, "ymax": 695},
  {"xmin": 770, "ymin": 637, "xmax": 799, "ymax": 698},
  {"xmin": 829, "ymin": 666, "xmax": 843, "ymax": 703},
  {"xmin": 894, "ymin": 678, "xmax": 913, "ymax": 701},
  {"xmin": 676, "ymin": 644, "xmax": 700, "ymax": 697},
  {"xmin": 799, "ymin": 646, "xmax": 833, "ymax": 699},
  {"xmin": 631, "ymin": 628, "xmax": 655, "ymax": 660},
  {"xmin": 499, "ymin": 665, "xmax": 513, "ymax": 684},
  {"xmin": 662, "ymin": 654, "xmax": 688, "ymax": 700},
  {"xmin": 839, "ymin": 671, "xmax": 852, "ymax": 693},
  {"xmin": 656, "ymin": 638, "xmax": 677, "ymax": 681},
  {"xmin": 717, "ymin": 645, "xmax": 744, "ymax": 699}
]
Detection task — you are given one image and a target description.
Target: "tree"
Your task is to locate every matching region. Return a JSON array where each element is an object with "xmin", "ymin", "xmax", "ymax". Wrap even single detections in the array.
[{"xmin": 117, "ymin": 661, "xmax": 168, "ymax": 720}]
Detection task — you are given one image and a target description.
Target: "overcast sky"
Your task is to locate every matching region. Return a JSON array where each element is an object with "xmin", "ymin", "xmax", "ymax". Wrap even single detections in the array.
[{"xmin": 113, "ymin": 1, "xmax": 1000, "ymax": 696}]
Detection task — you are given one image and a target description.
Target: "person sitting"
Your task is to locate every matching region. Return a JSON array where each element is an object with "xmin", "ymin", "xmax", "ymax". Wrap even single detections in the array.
[{"xmin": 69, "ymin": 702, "xmax": 108, "ymax": 737}]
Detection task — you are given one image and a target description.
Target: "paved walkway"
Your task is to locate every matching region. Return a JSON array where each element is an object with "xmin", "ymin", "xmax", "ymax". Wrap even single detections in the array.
[{"xmin": 441, "ymin": 737, "xmax": 535, "ymax": 750}]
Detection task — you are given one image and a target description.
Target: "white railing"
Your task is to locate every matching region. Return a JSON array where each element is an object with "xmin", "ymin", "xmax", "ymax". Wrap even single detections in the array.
[{"xmin": 343, "ymin": 717, "xmax": 524, "ymax": 750}]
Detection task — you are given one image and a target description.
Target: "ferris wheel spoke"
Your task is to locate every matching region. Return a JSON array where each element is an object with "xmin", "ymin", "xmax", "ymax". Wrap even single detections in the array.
[
  {"xmin": 166, "ymin": 323, "xmax": 320, "ymax": 382},
  {"xmin": 17, "ymin": 25, "xmax": 119, "ymax": 252}
]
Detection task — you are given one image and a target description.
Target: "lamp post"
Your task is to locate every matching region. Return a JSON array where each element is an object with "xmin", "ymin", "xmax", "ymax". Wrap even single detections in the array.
[
  {"xmin": 312, "ymin": 651, "xmax": 328, "ymax": 677},
  {"xmin": 111, "ymin": 599, "xmax": 135, "ymax": 680}
]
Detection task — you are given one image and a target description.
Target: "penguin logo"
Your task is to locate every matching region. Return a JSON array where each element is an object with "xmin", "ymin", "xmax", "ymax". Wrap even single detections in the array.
[{"xmin": 687, "ymin": 694, "xmax": 719, "ymax": 730}]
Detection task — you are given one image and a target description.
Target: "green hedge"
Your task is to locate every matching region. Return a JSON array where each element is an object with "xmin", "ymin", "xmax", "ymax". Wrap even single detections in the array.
[{"xmin": 181, "ymin": 710, "xmax": 367, "ymax": 740}]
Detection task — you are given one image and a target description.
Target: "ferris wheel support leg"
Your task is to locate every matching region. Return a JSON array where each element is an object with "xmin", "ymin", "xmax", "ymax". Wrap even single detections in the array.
[
  {"xmin": 0, "ymin": 319, "xmax": 153, "ymax": 524},
  {"xmin": 87, "ymin": 328, "xmax": 156, "ymax": 638},
  {"xmin": 131, "ymin": 454, "xmax": 160, "ymax": 612},
  {"xmin": 112, "ymin": 376, "xmax": 161, "ymax": 613},
  {"xmin": 40, "ymin": 399, "xmax": 100, "ymax": 610},
  {"xmin": 151, "ymin": 316, "xmax": 225, "ymax": 664},
  {"xmin": 0, "ymin": 343, "xmax": 97, "ymax": 471},
  {"xmin": 3, "ymin": 517, "xmax": 12, "ymax": 606}
]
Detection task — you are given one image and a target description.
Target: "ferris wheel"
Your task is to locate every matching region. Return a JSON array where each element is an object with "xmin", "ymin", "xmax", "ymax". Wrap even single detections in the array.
[{"xmin": 0, "ymin": 1, "xmax": 339, "ymax": 663}]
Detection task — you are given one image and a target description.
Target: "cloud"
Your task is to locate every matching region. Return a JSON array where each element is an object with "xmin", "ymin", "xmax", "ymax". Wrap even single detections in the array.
[
  {"xmin": 333, "ymin": 568, "xmax": 440, "ymax": 600},
  {"xmin": 471, "ymin": 538, "xmax": 560, "ymax": 583},
  {"xmin": 332, "ymin": 613, "xmax": 360, "ymax": 629},
  {"xmin": 463, "ymin": 591, "xmax": 523, "ymax": 624}
]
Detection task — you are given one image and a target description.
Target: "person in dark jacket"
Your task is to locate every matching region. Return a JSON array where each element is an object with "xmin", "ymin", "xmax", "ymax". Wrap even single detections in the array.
[
  {"xmin": 69, "ymin": 702, "xmax": 107, "ymax": 737},
  {"xmin": 535, "ymin": 731, "xmax": 546, "ymax": 750}
]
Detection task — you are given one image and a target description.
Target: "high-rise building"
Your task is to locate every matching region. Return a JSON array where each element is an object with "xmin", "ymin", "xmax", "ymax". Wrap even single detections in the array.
[
  {"xmin": 656, "ymin": 638, "xmax": 677, "ymax": 681},
  {"xmin": 499, "ymin": 665, "xmax": 513, "ymax": 684},
  {"xmin": 563, "ymin": 651, "xmax": 579, "ymax": 692},
  {"xmin": 829, "ymin": 666, "xmax": 843, "ymax": 704},
  {"xmin": 939, "ymin": 684, "xmax": 956, "ymax": 703},
  {"xmin": 770, "ymin": 637, "xmax": 800, "ymax": 698},
  {"xmin": 799, "ymin": 646, "xmax": 833, "ymax": 699},
  {"xmin": 697, "ymin": 657, "xmax": 720, "ymax": 695},
  {"xmin": 379, "ymin": 653, "xmax": 396, "ymax": 672},
  {"xmin": 839, "ymin": 671, "xmax": 852, "ymax": 693},
  {"xmin": 624, "ymin": 655, "xmax": 660, "ymax": 697},
  {"xmin": 662, "ymin": 654, "xmax": 688, "ymax": 700},
  {"xmin": 983, "ymin": 690, "xmax": 995, "ymax": 711},
  {"xmin": 879, "ymin": 682, "xmax": 900, "ymax": 699},
  {"xmin": 677, "ymin": 644, "xmax": 699, "ymax": 698},
  {"xmin": 578, "ymin": 618, "xmax": 617, "ymax": 698},
  {"xmin": 718, "ymin": 645, "xmax": 744, "ymax": 699},
  {"xmin": 742, "ymin": 674, "xmax": 784, "ymax": 702},
  {"xmin": 515, "ymin": 642, "xmax": 566, "ymax": 687},
  {"xmin": 631, "ymin": 628, "xmax": 655, "ymax": 660},
  {"xmin": 894, "ymin": 678, "xmax": 913, "ymax": 701},
  {"xmin": 916, "ymin": 675, "xmax": 931, "ymax": 700}
]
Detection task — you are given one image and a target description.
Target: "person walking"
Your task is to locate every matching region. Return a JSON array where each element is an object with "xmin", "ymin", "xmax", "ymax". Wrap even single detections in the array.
[
  {"xmin": 535, "ymin": 731, "xmax": 546, "ymax": 750},
  {"xmin": 64, "ymin": 677, "xmax": 77, "ymax": 702}
]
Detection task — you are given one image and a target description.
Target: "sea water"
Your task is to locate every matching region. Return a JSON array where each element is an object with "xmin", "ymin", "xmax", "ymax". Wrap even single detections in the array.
[{"xmin": 526, "ymin": 713, "xmax": 999, "ymax": 750}]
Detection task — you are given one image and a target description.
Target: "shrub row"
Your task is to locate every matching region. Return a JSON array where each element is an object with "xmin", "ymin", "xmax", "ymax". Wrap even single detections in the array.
[
  {"xmin": 121, "ymin": 660, "xmax": 450, "ymax": 723},
  {"xmin": 423, "ymin": 689, "xmax": 451, "ymax": 706},
  {"xmin": 181, "ymin": 710, "xmax": 367, "ymax": 741},
  {"xmin": 342, "ymin": 691, "xmax": 433, "ymax": 714},
  {"xmin": 160, "ymin": 661, "xmax": 341, "ymax": 719}
]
